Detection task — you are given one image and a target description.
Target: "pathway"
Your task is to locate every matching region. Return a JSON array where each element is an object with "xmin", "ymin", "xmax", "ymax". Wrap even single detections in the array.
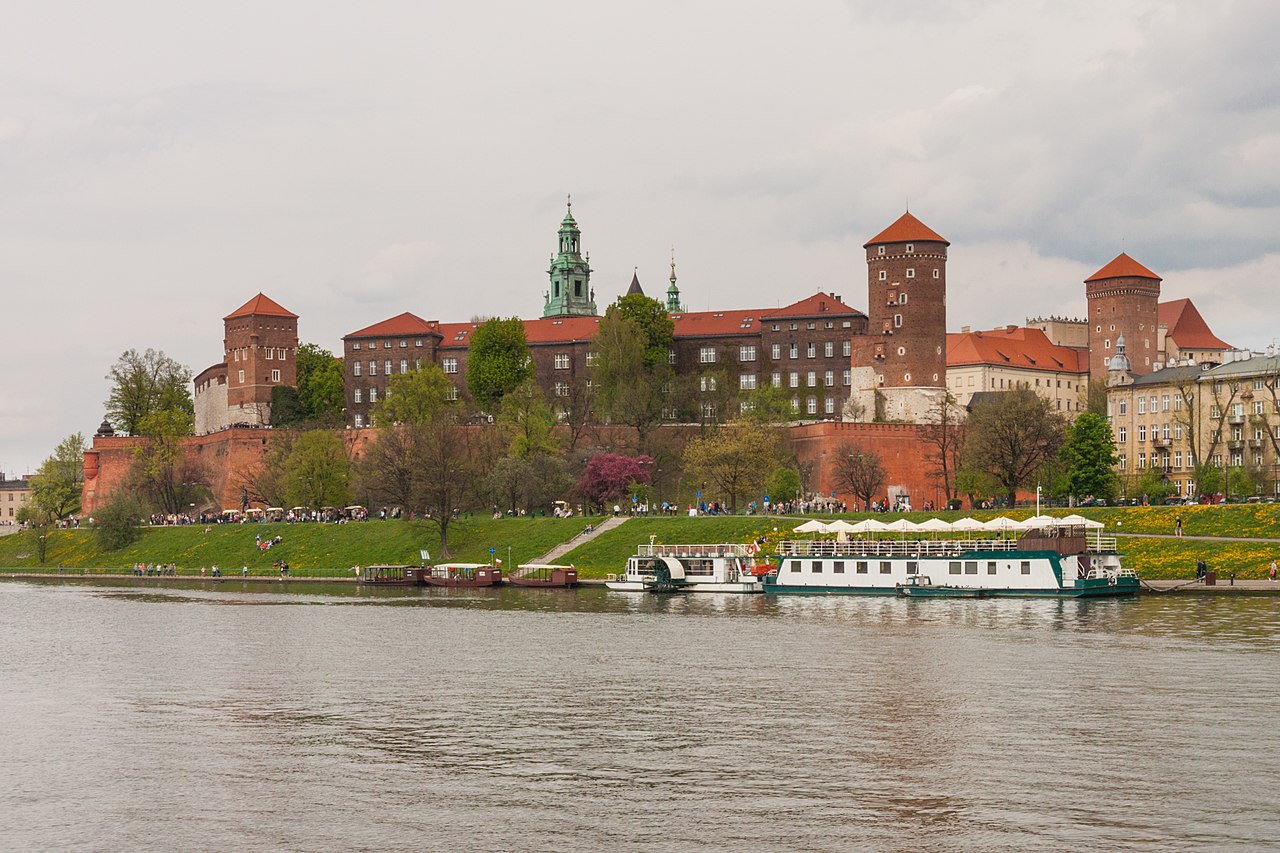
[
  {"xmin": 518, "ymin": 515, "xmax": 631, "ymax": 574},
  {"xmin": 1115, "ymin": 531, "xmax": 1280, "ymax": 544}
]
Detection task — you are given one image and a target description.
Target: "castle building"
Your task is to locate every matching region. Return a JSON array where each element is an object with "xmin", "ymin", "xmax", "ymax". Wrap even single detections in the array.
[
  {"xmin": 193, "ymin": 293, "xmax": 299, "ymax": 434},
  {"xmin": 847, "ymin": 211, "xmax": 949, "ymax": 422},
  {"xmin": 945, "ymin": 325, "xmax": 1089, "ymax": 412},
  {"xmin": 0, "ymin": 472, "xmax": 32, "ymax": 523},
  {"xmin": 1085, "ymin": 253, "xmax": 1162, "ymax": 378}
]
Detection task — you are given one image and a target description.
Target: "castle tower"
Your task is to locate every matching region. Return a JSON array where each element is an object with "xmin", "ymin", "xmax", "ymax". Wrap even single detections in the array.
[
  {"xmin": 223, "ymin": 293, "xmax": 299, "ymax": 423},
  {"xmin": 1085, "ymin": 253, "xmax": 1161, "ymax": 379},
  {"xmin": 666, "ymin": 249, "xmax": 685, "ymax": 312},
  {"xmin": 543, "ymin": 197, "xmax": 597, "ymax": 318}
]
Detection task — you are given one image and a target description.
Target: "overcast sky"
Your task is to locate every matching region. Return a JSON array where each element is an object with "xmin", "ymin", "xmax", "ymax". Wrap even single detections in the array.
[{"xmin": 2, "ymin": 0, "xmax": 1278, "ymax": 472}]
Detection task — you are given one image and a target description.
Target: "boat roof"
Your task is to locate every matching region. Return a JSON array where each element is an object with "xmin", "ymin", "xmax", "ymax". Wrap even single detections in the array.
[
  {"xmin": 518, "ymin": 564, "xmax": 573, "ymax": 570},
  {"xmin": 432, "ymin": 562, "xmax": 493, "ymax": 569}
]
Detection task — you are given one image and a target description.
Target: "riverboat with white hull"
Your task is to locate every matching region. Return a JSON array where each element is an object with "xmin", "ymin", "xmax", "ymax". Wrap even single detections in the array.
[
  {"xmin": 607, "ymin": 541, "xmax": 766, "ymax": 593},
  {"xmin": 764, "ymin": 521, "xmax": 1139, "ymax": 598}
]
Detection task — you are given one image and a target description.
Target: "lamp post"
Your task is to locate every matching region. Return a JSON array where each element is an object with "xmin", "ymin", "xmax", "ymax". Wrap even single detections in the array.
[{"xmin": 1036, "ymin": 485, "xmax": 1042, "ymax": 516}]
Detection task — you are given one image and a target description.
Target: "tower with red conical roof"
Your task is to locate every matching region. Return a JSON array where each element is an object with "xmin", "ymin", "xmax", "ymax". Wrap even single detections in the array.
[
  {"xmin": 223, "ymin": 293, "xmax": 300, "ymax": 422},
  {"xmin": 847, "ymin": 212, "xmax": 949, "ymax": 422},
  {"xmin": 1085, "ymin": 253, "xmax": 1161, "ymax": 379}
]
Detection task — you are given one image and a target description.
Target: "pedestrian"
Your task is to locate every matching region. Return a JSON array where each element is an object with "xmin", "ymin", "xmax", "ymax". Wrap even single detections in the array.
[
  {"xmin": 1270, "ymin": 559, "xmax": 1277, "ymax": 582},
  {"xmin": 1174, "ymin": 515, "xmax": 1182, "ymax": 537}
]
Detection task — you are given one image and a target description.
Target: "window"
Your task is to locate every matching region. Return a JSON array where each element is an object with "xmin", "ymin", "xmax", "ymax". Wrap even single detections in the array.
[
  {"xmin": 415, "ymin": 340, "xmax": 423, "ymax": 348},
  {"xmin": 949, "ymin": 562, "xmax": 962, "ymax": 575},
  {"xmin": 842, "ymin": 369, "xmax": 852, "ymax": 386},
  {"xmin": 585, "ymin": 351, "xmax": 598, "ymax": 367},
  {"xmin": 383, "ymin": 341, "xmax": 391, "ymax": 349},
  {"xmin": 772, "ymin": 372, "xmax": 782, "ymax": 387},
  {"xmin": 893, "ymin": 314, "xmax": 903, "ymax": 328},
  {"xmin": 807, "ymin": 343, "xmax": 816, "ymax": 358},
  {"xmin": 842, "ymin": 340, "xmax": 851, "ymax": 357},
  {"xmin": 1255, "ymin": 401, "xmax": 1266, "ymax": 415},
  {"xmin": 353, "ymin": 388, "xmax": 362, "ymax": 403},
  {"xmin": 1118, "ymin": 399, "xmax": 1127, "ymax": 415},
  {"xmin": 807, "ymin": 371, "xmax": 817, "ymax": 387},
  {"xmin": 555, "ymin": 382, "xmax": 569, "ymax": 397},
  {"xmin": 443, "ymin": 358, "xmax": 458, "ymax": 374},
  {"xmin": 824, "ymin": 342, "xmax": 834, "ymax": 358},
  {"xmin": 933, "ymin": 269, "xmax": 940, "ymax": 279},
  {"xmin": 554, "ymin": 353, "xmax": 571, "ymax": 370},
  {"xmin": 906, "ymin": 244, "xmax": 914, "ymax": 253},
  {"xmin": 900, "ymin": 293, "xmax": 909, "ymax": 304},
  {"xmin": 1020, "ymin": 561, "xmax": 1031, "ymax": 575},
  {"xmin": 739, "ymin": 374, "xmax": 757, "ymax": 391},
  {"xmin": 878, "ymin": 561, "xmax": 891, "ymax": 574},
  {"xmin": 1117, "ymin": 426, "xmax": 1127, "ymax": 443},
  {"xmin": 1174, "ymin": 451, "xmax": 1183, "ymax": 468},
  {"xmin": 352, "ymin": 413, "xmax": 363, "ymax": 428},
  {"xmin": 824, "ymin": 397, "xmax": 835, "ymax": 414},
  {"xmin": 700, "ymin": 346, "xmax": 717, "ymax": 364},
  {"xmin": 906, "ymin": 561, "xmax": 918, "ymax": 575},
  {"xmin": 739, "ymin": 345, "xmax": 757, "ymax": 362},
  {"xmin": 1138, "ymin": 397, "xmax": 1146, "ymax": 414},
  {"xmin": 354, "ymin": 362, "xmax": 362, "ymax": 377},
  {"xmin": 1138, "ymin": 454, "xmax": 1147, "ymax": 469},
  {"xmin": 400, "ymin": 359, "xmax": 408, "ymax": 374},
  {"xmin": 1162, "ymin": 395, "xmax": 1170, "ymax": 411},
  {"xmin": 987, "ymin": 562, "xmax": 997, "ymax": 575},
  {"xmin": 369, "ymin": 387, "xmax": 378, "ymax": 403},
  {"xmin": 811, "ymin": 561, "xmax": 823, "ymax": 574},
  {"xmin": 270, "ymin": 369, "xmax": 280, "ymax": 382},
  {"xmin": 833, "ymin": 561, "xmax": 845, "ymax": 574},
  {"xmin": 668, "ymin": 349, "xmax": 676, "ymax": 365},
  {"xmin": 384, "ymin": 360, "xmax": 392, "ymax": 375},
  {"xmin": 700, "ymin": 375, "xmax": 717, "ymax": 392},
  {"xmin": 857, "ymin": 561, "xmax": 868, "ymax": 573},
  {"xmin": 1118, "ymin": 454, "xmax": 1126, "ymax": 468},
  {"xmin": 790, "ymin": 396, "xmax": 799, "ymax": 412},
  {"xmin": 906, "ymin": 268, "xmax": 915, "ymax": 279},
  {"xmin": 877, "ymin": 246, "xmax": 885, "ymax": 256},
  {"xmin": 771, "ymin": 343, "xmax": 781, "ymax": 360},
  {"xmin": 238, "ymin": 369, "xmax": 245, "ymax": 383},
  {"xmin": 353, "ymin": 342, "xmax": 361, "ymax": 351},
  {"xmin": 702, "ymin": 402, "xmax": 717, "ymax": 420},
  {"xmin": 1138, "ymin": 426, "xmax": 1146, "ymax": 442},
  {"xmin": 806, "ymin": 396, "xmax": 817, "ymax": 415},
  {"xmin": 964, "ymin": 561, "xmax": 978, "ymax": 575},
  {"xmin": 265, "ymin": 348, "xmax": 273, "ymax": 360},
  {"xmin": 824, "ymin": 370, "xmax": 834, "ymax": 387},
  {"xmin": 789, "ymin": 372, "xmax": 799, "ymax": 388},
  {"xmin": 878, "ymin": 270, "xmax": 887, "ymax": 281},
  {"xmin": 446, "ymin": 385, "xmax": 458, "ymax": 401},
  {"xmin": 789, "ymin": 343, "xmax": 799, "ymax": 359}
]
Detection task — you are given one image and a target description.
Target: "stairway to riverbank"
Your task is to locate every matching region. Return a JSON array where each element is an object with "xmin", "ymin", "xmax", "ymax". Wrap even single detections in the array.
[{"xmin": 517, "ymin": 515, "xmax": 630, "ymax": 573}]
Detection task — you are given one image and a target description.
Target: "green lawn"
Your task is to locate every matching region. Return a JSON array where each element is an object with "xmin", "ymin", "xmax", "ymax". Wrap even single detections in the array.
[{"xmin": 0, "ymin": 516, "xmax": 603, "ymax": 576}]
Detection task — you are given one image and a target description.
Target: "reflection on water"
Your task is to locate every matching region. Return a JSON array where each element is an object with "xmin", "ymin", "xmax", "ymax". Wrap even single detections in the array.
[{"xmin": 0, "ymin": 580, "xmax": 1277, "ymax": 851}]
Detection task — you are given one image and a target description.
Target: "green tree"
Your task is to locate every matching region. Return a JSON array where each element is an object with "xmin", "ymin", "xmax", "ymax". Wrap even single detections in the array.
[
  {"xmin": 681, "ymin": 424, "xmax": 779, "ymax": 511},
  {"xmin": 739, "ymin": 384, "xmax": 797, "ymax": 426},
  {"xmin": 94, "ymin": 493, "xmax": 143, "ymax": 551},
  {"xmin": 613, "ymin": 293, "xmax": 675, "ymax": 369},
  {"xmin": 1131, "ymin": 467, "xmax": 1174, "ymax": 503},
  {"xmin": 1084, "ymin": 379, "xmax": 1110, "ymax": 417},
  {"xmin": 15, "ymin": 503, "xmax": 54, "ymax": 564},
  {"xmin": 104, "ymin": 348, "xmax": 193, "ymax": 436},
  {"xmin": 499, "ymin": 379, "xmax": 560, "ymax": 459},
  {"xmin": 466, "ymin": 317, "xmax": 532, "ymax": 411},
  {"xmin": 765, "ymin": 466, "xmax": 801, "ymax": 505},
  {"xmin": 833, "ymin": 443, "xmax": 886, "ymax": 510},
  {"xmin": 962, "ymin": 387, "xmax": 1067, "ymax": 507},
  {"xmin": 283, "ymin": 431, "xmax": 352, "ymax": 510},
  {"xmin": 1061, "ymin": 412, "xmax": 1119, "ymax": 500},
  {"xmin": 241, "ymin": 434, "xmax": 294, "ymax": 509},
  {"xmin": 130, "ymin": 408, "xmax": 210, "ymax": 515},
  {"xmin": 592, "ymin": 307, "xmax": 671, "ymax": 451},
  {"xmin": 29, "ymin": 433, "xmax": 87, "ymax": 521},
  {"xmin": 296, "ymin": 343, "xmax": 346, "ymax": 424},
  {"xmin": 269, "ymin": 386, "xmax": 307, "ymax": 428},
  {"xmin": 1193, "ymin": 463, "xmax": 1223, "ymax": 499}
]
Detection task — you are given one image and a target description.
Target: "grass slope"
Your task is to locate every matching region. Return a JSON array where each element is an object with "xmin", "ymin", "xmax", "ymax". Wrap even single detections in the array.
[{"xmin": 0, "ymin": 517, "xmax": 603, "ymax": 576}]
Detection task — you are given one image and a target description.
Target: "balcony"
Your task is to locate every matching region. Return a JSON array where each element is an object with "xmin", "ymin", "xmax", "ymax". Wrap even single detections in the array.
[
  {"xmin": 1227, "ymin": 413, "xmax": 1246, "ymax": 425},
  {"xmin": 1227, "ymin": 439, "xmax": 1245, "ymax": 451},
  {"xmin": 1151, "ymin": 436, "xmax": 1171, "ymax": 448}
]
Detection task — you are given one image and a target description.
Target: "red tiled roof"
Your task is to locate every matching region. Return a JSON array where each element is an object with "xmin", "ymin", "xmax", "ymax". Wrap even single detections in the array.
[
  {"xmin": 864, "ymin": 212, "xmax": 948, "ymax": 247},
  {"xmin": 947, "ymin": 326, "xmax": 1089, "ymax": 374},
  {"xmin": 435, "ymin": 316, "xmax": 603, "ymax": 348},
  {"xmin": 1085, "ymin": 252, "xmax": 1161, "ymax": 282},
  {"xmin": 762, "ymin": 292, "xmax": 862, "ymax": 319},
  {"xmin": 670, "ymin": 309, "xmax": 760, "ymax": 338},
  {"xmin": 1159, "ymin": 298, "xmax": 1230, "ymax": 351},
  {"xmin": 224, "ymin": 293, "xmax": 298, "ymax": 320},
  {"xmin": 346, "ymin": 312, "xmax": 439, "ymax": 338}
]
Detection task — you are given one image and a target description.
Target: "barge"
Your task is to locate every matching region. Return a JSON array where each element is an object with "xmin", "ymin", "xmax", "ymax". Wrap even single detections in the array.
[{"xmin": 607, "ymin": 541, "xmax": 765, "ymax": 593}]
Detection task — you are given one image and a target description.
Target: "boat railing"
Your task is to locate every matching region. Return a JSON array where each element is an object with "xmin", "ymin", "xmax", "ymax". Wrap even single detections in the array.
[
  {"xmin": 777, "ymin": 538, "xmax": 1021, "ymax": 557},
  {"xmin": 636, "ymin": 543, "xmax": 752, "ymax": 558},
  {"xmin": 1084, "ymin": 566, "xmax": 1138, "ymax": 580},
  {"xmin": 1087, "ymin": 533, "xmax": 1118, "ymax": 552}
]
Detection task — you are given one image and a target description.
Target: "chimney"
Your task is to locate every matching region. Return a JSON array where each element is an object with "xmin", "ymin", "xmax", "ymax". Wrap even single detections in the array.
[
  {"xmin": 961, "ymin": 325, "xmax": 971, "ymax": 334},
  {"xmin": 1006, "ymin": 324, "xmax": 1017, "ymax": 332}
]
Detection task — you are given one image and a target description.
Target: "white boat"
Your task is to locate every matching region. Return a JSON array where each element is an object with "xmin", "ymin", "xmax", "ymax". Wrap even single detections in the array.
[
  {"xmin": 606, "ymin": 540, "xmax": 766, "ymax": 593},
  {"xmin": 764, "ymin": 519, "xmax": 1138, "ymax": 598}
]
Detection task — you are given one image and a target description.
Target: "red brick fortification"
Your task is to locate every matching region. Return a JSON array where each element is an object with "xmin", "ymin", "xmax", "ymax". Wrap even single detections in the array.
[
  {"xmin": 789, "ymin": 421, "xmax": 943, "ymax": 508},
  {"xmin": 1085, "ymin": 253, "xmax": 1162, "ymax": 379}
]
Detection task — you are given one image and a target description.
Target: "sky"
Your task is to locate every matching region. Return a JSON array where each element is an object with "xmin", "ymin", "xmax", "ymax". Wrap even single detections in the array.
[{"xmin": 2, "ymin": 0, "xmax": 1279, "ymax": 472}]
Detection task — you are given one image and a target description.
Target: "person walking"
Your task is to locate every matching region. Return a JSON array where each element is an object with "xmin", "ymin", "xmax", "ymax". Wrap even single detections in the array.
[
  {"xmin": 1270, "ymin": 559, "xmax": 1277, "ymax": 582},
  {"xmin": 1174, "ymin": 515, "xmax": 1183, "ymax": 537}
]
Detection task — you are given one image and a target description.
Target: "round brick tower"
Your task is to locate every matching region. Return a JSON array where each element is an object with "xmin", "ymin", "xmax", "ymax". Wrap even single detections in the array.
[
  {"xmin": 863, "ymin": 211, "xmax": 949, "ymax": 389},
  {"xmin": 223, "ymin": 293, "xmax": 299, "ymax": 424},
  {"xmin": 1085, "ymin": 253, "xmax": 1161, "ymax": 379}
]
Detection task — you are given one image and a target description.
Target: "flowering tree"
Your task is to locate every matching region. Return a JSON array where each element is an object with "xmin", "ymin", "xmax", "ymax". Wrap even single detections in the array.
[{"xmin": 577, "ymin": 453, "xmax": 654, "ymax": 507}]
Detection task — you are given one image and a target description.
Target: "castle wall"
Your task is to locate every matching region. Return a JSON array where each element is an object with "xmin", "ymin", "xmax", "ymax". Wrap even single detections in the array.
[
  {"xmin": 863, "ymin": 239, "xmax": 948, "ymax": 389},
  {"xmin": 789, "ymin": 421, "xmax": 945, "ymax": 509},
  {"xmin": 1086, "ymin": 276, "xmax": 1160, "ymax": 378}
]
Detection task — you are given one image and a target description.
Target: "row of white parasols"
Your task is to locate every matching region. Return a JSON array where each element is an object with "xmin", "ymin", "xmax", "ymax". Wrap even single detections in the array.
[{"xmin": 792, "ymin": 515, "xmax": 1105, "ymax": 535}]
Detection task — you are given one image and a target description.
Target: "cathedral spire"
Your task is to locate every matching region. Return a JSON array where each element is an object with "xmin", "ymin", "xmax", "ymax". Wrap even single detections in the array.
[
  {"xmin": 666, "ymin": 245, "xmax": 685, "ymax": 312},
  {"xmin": 543, "ymin": 196, "xmax": 596, "ymax": 318}
]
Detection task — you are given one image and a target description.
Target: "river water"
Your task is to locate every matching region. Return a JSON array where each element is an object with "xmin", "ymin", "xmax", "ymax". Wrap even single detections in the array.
[{"xmin": 1, "ymin": 580, "xmax": 1277, "ymax": 852}]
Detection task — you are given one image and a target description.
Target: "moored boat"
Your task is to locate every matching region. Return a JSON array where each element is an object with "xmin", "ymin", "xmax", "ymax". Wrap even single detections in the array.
[
  {"xmin": 764, "ymin": 516, "xmax": 1139, "ymax": 598},
  {"xmin": 606, "ymin": 540, "xmax": 765, "ymax": 593},
  {"xmin": 359, "ymin": 565, "xmax": 429, "ymax": 585},
  {"xmin": 423, "ymin": 563, "xmax": 503, "ymax": 587},
  {"xmin": 508, "ymin": 564, "xmax": 578, "ymax": 588}
]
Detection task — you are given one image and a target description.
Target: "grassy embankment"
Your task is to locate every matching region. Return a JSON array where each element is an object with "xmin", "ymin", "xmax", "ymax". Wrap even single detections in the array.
[
  {"xmin": 0, "ymin": 517, "xmax": 603, "ymax": 577},
  {"xmin": 2, "ymin": 505, "xmax": 1278, "ymax": 580},
  {"xmin": 559, "ymin": 505, "xmax": 1280, "ymax": 580}
]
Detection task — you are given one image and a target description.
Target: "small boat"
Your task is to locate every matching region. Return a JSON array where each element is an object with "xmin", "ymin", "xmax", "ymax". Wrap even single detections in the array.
[
  {"xmin": 422, "ymin": 563, "xmax": 503, "ymax": 588},
  {"xmin": 896, "ymin": 576, "xmax": 989, "ymax": 598},
  {"xmin": 508, "ymin": 563, "xmax": 578, "ymax": 588},
  {"xmin": 359, "ymin": 565, "xmax": 429, "ymax": 585},
  {"xmin": 606, "ymin": 539, "xmax": 765, "ymax": 593}
]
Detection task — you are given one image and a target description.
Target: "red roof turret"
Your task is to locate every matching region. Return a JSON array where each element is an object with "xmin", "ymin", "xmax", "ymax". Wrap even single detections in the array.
[
  {"xmin": 1085, "ymin": 253, "xmax": 1161, "ymax": 283},
  {"xmin": 864, "ymin": 212, "xmax": 949, "ymax": 247},
  {"xmin": 224, "ymin": 293, "xmax": 298, "ymax": 320}
]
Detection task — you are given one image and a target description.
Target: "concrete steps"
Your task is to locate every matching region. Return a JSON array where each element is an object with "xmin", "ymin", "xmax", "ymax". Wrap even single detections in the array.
[{"xmin": 517, "ymin": 515, "xmax": 630, "ymax": 574}]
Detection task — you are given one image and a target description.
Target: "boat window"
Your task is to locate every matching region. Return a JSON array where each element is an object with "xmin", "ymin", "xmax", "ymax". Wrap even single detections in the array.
[
  {"xmin": 964, "ymin": 561, "xmax": 978, "ymax": 574},
  {"xmin": 987, "ymin": 561, "xmax": 997, "ymax": 575},
  {"xmin": 879, "ymin": 561, "xmax": 892, "ymax": 574},
  {"xmin": 833, "ymin": 561, "xmax": 845, "ymax": 574},
  {"xmin": 950, "ymin": 562, "xmax": 962, "ymax": 574},
  {"xmin": 906, "ymin": 561, "xmax": 918, "ymax": 575},
  {"xmin": 811, "ymin": 561, "xmax": 823, "ymax": 573},
  {"xmin": 1021, "ymin": 561, "xmax": 1032, "ymax": 575},
  {"xmin": 857, "ymin": 561, "xmax": 868, "ymax": 573},
  {"xmin": 789, "ymin": 561, "xmax": 803, "ymax": 573}
]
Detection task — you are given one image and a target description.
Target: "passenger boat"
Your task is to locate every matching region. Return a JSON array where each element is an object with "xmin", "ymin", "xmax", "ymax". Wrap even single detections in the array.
[
  {"xmin": 422, "ymin": 563, "xmax": 503, "ymax": 587},
  {"xmin": 508, "ymin": 564, "xmax": 578, "ymax": 588},
  {"xmin": 606, "ymin": 540, "xmax": 765, "ymax": 593},
  {"xmin": 358, "ymin": 564, "xmax": 429, "ymax": 585},
  {"xmin": 764, "ymin": 517, "xmax": 1139, "ymax": 598}
]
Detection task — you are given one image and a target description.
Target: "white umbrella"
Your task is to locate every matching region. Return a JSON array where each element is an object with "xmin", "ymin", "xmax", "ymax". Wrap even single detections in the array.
[
  {"xmin": 1059, "ymin": 514, "xmax": 1104, "ymax": 529},
  {"xmin": 825, "ymin": 519, "xmax": 859, "ymax": 534},
  {"xmin": 792, "ymin": 519, "xmax": 829, "ymax": 534},
  {"xmin": 950, "ymin": 517, "xmax": 986, "ymax": 532},
  {"xmin": 851, "ymin": 518, "xmax": 890, "ymax": 533},
  {"xmin": 883, "ymin": 518, "xmax": 919, "ymax": 532},
  {"xmin": 982, "ymin": 516, "xmax": 1027, "ymax": 532},
  {"xmin": 916, "ymin": 517, "xmax": 953, "ymax": 533},
  {"xmin": 1024, "ymin": 514, "xmax": 1061, "ymax": 528}
]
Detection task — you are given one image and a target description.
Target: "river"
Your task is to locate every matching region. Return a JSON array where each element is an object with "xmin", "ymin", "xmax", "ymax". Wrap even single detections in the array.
[{"xmin": 1, "ymin": 580, "xmax": 1277, "ymax": 851}]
